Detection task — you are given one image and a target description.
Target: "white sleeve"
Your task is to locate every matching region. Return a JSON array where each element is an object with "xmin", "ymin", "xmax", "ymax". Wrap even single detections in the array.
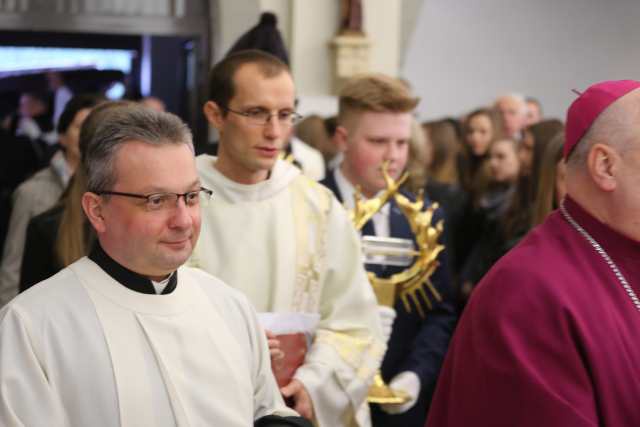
[
  {"xmin": 0, "ymin": 305, "xmax": 70, "ymax": 426},
  {"xmin": 294, "ymin": 197, "xmax": 385, "ymax": 427}
]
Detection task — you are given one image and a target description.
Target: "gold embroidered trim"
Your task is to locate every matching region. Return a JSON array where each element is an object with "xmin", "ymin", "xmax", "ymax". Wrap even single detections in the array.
[
  {"xmin": 290, "ymin": 177, "xmax": 331, "ymax": 313},
  {"xmin": 316, "ymin": 330, "xmax": 386, "ymax": 381}
]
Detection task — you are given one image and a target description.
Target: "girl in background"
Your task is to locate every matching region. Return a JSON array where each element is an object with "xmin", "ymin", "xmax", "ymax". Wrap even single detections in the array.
[
  {"xmin": 454, "ymin": 108, "xmax": 503, "ymax": 284},
  {"xmin": 502, "ymin": 119, "xmax": 564, "ymax": 246},
  {"xmin": 19, "ymin": 102, "xmax": 128, "ymax": 291},
  {"xmin": 531, "ymin": 133, "xmax": 566, "ymax": 226},
  {"xmin": 459, "ymin": 138, "xmax": 520, "ymax": 303},
  {"xmin": 458, "ymin": 108, "xmax": 503, "ymax": 203}
]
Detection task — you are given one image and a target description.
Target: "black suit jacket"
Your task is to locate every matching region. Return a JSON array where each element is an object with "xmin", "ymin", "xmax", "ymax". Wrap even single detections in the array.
[
  {"xmin": 19, "ymin": 203, "xmax": 64, "ymax": 292},
  {"xmin": 320, "ymin": 171, "xmax": 457, "ymax": 427}
]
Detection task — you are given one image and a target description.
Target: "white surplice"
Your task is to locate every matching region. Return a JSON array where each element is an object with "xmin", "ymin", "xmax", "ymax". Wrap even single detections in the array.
[
  {"xmin": 0, "ymin": 257, "xmax": 295, "ymax": 426},
  {"xmin": 190, "ymin": 156, "xmax": 385, "ymax": 427}
]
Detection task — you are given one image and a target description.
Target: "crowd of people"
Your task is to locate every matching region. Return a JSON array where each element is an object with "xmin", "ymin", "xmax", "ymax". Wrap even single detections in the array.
[
  {"xmin": 1, "ymin": 11, "xmax": 638, "ymax": 427},
  {"xmin": 297, "ymin": 91, "xmax": 567, "ymax": 310}
]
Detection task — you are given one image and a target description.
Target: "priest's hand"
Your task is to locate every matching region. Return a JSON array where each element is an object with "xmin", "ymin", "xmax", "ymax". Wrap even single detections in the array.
[
  {"xmin": 280, "ymin": 379, "xmax": 315, "ymax": 420},
  {"xmin": 265, "ymin": 330, "xmax": 284, "ymax": 363},
  {"xmin": 379, "ymin": 371, "xmax": 421, "ymax": 415}
]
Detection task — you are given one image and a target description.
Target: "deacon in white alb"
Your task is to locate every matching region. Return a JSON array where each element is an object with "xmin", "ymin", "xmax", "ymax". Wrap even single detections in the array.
[{"xmin": 191, "ymin": 50, "xmax": 384, "ymax": 427}]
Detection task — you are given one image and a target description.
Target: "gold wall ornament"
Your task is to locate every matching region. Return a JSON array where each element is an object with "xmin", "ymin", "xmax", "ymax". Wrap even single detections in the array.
[
  {"xmin": 348, "ymin": 161, "xmax": 445, "ymax": 404},
  {"xmin": 329, "ymin": 34, "xmax": 370, "ymax": 94}
]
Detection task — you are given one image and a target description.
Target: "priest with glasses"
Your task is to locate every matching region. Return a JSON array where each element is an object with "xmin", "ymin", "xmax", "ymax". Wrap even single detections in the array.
[{"xmin": 0, "ymin": 101, "xmax": 310, "ymax": 427}]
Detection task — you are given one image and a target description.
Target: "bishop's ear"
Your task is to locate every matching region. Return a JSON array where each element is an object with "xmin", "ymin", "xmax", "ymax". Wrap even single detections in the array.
[
  {"xmin": 587, "ymin": 143, "xmax": 617, "ymax": 192},
  {"xmin": 81, "ymin": 192, "xmax": 107, "ymax": 234},
  {"xmin": 203, "ymin": 101, "xmax": 224, "ymax": 129}
]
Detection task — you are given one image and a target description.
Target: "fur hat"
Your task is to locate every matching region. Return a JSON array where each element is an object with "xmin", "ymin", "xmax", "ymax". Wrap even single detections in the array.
[{"xmin": 227, "ymin": 12, "xmax": 290, "ymax": 66}]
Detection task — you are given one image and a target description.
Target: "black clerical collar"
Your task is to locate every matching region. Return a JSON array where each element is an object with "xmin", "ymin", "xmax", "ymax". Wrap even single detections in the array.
[{"xmin": 88, "ymin": 243, "xmax": 178, "ymax": 295}]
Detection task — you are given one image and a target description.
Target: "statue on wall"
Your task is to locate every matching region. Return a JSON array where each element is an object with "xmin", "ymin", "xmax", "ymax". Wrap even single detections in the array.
[
  {"xmin": 339, "ymin": 0, "xmax": 364, "ymax": 35},
  {"xmin": 331, "ymin": 0, "xmax": 370, "ymax": 93}
]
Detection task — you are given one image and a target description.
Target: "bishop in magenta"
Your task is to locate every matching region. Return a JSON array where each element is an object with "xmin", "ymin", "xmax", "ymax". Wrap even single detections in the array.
[{"xmin": 426, "ymin": 80, "xmax": 640, "ymax": 426}]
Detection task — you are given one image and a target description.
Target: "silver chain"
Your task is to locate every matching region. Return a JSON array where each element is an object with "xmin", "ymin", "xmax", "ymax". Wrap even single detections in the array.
[{"xmin": 559, "ymin": 200, "xmax": 640, "ymax": 312}]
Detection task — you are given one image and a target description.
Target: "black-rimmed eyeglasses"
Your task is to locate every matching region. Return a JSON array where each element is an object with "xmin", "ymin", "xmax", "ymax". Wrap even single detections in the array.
[
  {"xmin": 94, "ymin": 188, "xmax": 213, "ymax": 212},
  {"xmin": 223, "ymin": 106, "xmax": 302, "ymax": 127}
]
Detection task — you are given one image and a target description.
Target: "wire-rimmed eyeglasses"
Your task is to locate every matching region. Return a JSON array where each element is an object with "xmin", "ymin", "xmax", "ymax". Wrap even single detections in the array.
[
  {"xmin": 223, "ymin": 106, "xmax": 302, "ymax": 127},
  {"xmin": 94, "ymin": 187, "xmax": 213, "ymax": 211}
]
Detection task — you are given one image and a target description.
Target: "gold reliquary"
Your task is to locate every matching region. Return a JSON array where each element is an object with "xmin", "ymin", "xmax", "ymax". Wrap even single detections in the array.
[{"xmin": 348, "ymin": 161, "xmax": 445, "ymax": 404}]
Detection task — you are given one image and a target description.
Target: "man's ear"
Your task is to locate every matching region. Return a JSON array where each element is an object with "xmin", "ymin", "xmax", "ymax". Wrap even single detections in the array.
[
  {"xmin": 81, "ymin": 192, "xmax": 107, "ymax": 234},
  {"xmin": 203, "ymin": 101, "xmax": 224, "ymax": 129},
  {"xmin": 334, "ymin": 126, "xmax": 349, "ymax": 152},
  {"xmin": 587, "ymin": 143, "xmax": 617, "ymax": 192}
]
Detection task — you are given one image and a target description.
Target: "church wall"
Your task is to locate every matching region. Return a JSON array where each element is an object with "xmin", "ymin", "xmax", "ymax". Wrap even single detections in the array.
[
  {"xmin": 212, "ymin": 0, "xmax": 408, "ymax": 117},
  {"xmin": 210, "ymin": 0, "xmax": 260, "ymax": 61},
  {"xmin": 402, "ymin": 0, "xmax": 640, "ymax": 121}
]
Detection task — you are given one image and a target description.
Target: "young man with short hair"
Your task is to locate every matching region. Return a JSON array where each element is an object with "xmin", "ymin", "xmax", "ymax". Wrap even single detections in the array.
[
  {"xmin": 191, "ymin": 50, "xmax": 384, "ymax": 427},
  {"xmin": 320, "ymin": 73, "xmax": 457, "ymax": 427}
]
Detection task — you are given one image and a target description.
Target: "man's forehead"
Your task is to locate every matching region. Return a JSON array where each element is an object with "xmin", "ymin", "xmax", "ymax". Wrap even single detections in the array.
[
  {"xmin": 359, "ymin": 110, "xmax": 412, "ymax": 122},
  {"xmin": 231, "ymin": 64, "xmax": 295, "ymax": 103},
  {"xmin": 354, "ymin": 111, "xmax": 412, "ymax": 136},
  {"xmin": 113, "ymin": 140, "xmax": 194, "ymax": 167},
  {"xmin": 498, "ymin": 96, "xmax": 524, "ymax": 109},
  {"xmin": 234, "ymin": 61, "xmax": 290, "ymax": 79},
  {"xmin": 112, "ymin": 142, "xmax": 197, "ymax": 191}
]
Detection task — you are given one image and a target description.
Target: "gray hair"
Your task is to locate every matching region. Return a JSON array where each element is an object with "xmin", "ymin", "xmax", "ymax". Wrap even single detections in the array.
[
  {"xmin": 80, "ymin": 101, "xmax": 194, "ymax": 193},
  {"xmin": 495, "ymin": 93, "xmax": 527, "ymax": 115}
]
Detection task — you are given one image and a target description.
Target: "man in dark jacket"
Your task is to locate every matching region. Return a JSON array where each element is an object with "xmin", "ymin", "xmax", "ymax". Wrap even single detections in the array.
[{"xmin": 320, "ymin": 73, "xmax": 457, "ymax": 427}]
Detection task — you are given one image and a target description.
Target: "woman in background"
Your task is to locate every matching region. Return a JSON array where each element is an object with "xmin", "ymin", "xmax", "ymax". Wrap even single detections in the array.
[
  {"xmin": 531, "ymin": 132, "xmax": 566, "ymax": 227},
  {"xmin": 419, "ymin": 119, "xmax": 467, "ymax": 280},
  {"xmin": 422, "ymin": 118, "xmax": 461, "ymax": 186},
  {"xmin": 485, "ymin": 138, "xmax": 521, "ymax": 215},
  {"xmin": 458, "ymin": 108, "xmax": 503, "ymax": 202},
  {"xmin": 502, "ymin": 119, "xmax": 564, "ymax": 246},
  {"xmin": 454, "ymin": 108, "xmax": 503, "ymax": 281},
  {"xmin": 404, "ymin": 118, "xmax": 430, "ymax": 195},
  {"xmin": 19, "ymin": 167, "xmax": 94, "ymax": 291},
  {"xmin": 459, "ymin": 138, "xmax": 520, "ymax": 303},
  {"xmin": 19, "ymin": 102, "xmax": 128, "ymax": 291}
]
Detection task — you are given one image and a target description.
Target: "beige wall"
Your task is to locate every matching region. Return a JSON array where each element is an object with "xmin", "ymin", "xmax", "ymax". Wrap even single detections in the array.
[
  {"xmin": 403, "ymin": 0, "xmax": 640, "ymax": 121},
  {"xmin": 212, "ymin": 0, "xmax": 417, "ymax": 115},
  {"xmin": 364, "ymin": 0, "xmax": 402, "ymax": 78},
  {"xmin": 400, "ymin": 0, "xmax": 425, "ymax": 68},
  {"xmin": 211, "ymin": 0, "xmax": 260, "ymax": 61},
  {"xmin": 286, "ymin": 0, "xmax": 404, "ymax": 96}
]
